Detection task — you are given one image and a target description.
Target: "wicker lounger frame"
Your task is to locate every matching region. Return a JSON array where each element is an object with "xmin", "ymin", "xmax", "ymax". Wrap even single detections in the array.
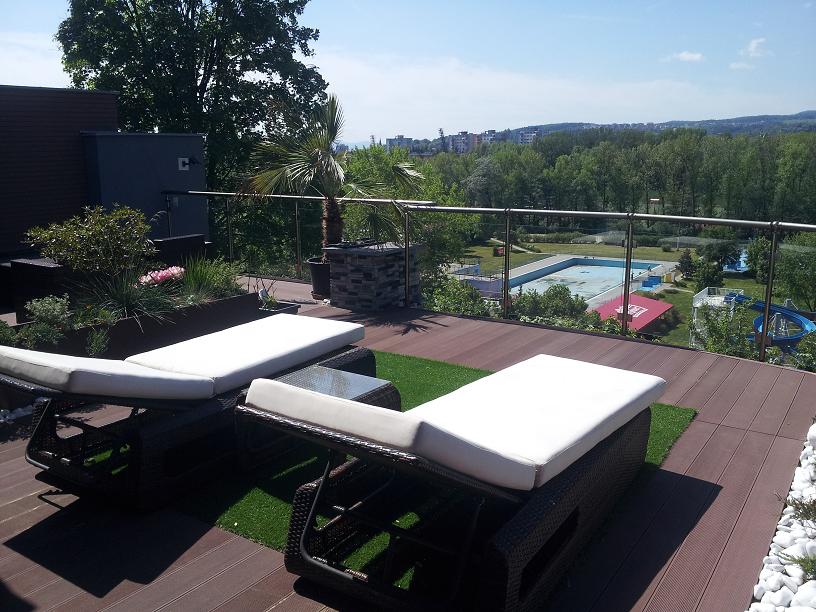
[
  {"xmin": 1, "ymin": 346, "xmax": 375, "ymax": 508},
  {"xmin": 234, "ymin": 404, "xmax": 651, "ymax": 611}
]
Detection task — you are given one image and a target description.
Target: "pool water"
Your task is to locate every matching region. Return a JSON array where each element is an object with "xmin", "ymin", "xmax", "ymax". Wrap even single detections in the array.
[{"xmin": 510, "ymin": 257, "xmax": 659, "ymax": 300}]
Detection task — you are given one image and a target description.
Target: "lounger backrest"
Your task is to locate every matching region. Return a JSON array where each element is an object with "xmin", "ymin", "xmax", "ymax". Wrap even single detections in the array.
[
  {"xmin": 0, "ymin": 345, "xmax": 215, "ymax": 400},
  {"xmin": 126, "ymin": 315, "xmax": 365, "ymax": 394},
  {"xmin": 245, "ymin": 379, "xmax": 539, "ymax": 490}
]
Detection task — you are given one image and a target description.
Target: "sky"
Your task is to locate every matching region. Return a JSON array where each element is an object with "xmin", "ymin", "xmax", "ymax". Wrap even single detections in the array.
[{"xmin": 1, "ymin": 0, "xmax": 815, "ymax": 144}]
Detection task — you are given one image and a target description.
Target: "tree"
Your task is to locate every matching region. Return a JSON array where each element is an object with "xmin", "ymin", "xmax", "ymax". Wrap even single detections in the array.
[
  {"xmin": 746, "ymin": 236, "xmax": 772, "ymax": 283},
  {"xmin": 694, "ymin": 259, "xmax": 724, "ymax": 292},
  {"xmin": 58, "ymin": 0, "xmax": 327, "ymax": 187},
  {"xmin": 776, "ymin": 232, "xmax": 816, "ymax": 311},
  {"xmin": 678, "ymin": 248, "xmax": 696, "ymax": 277},
  {"xmin": 691, "ymin": 302, "xmax": 759, "ymax": 359},
  {"xmin": 510, "ymin": 284, "xmax": 588, "ymax": 320},
  {"xmin": 250, "ymin": 95, "xmax": 422, "ymax": 255},
  {"xmin": 698, "ymin": 226, "xmax": 741, "ymax": 267}
]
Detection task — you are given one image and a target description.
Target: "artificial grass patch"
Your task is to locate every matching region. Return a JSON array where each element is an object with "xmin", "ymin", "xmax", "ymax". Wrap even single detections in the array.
[{"xmin": 178, "ymin": 352, "xmax": 695, "ymax": 582}]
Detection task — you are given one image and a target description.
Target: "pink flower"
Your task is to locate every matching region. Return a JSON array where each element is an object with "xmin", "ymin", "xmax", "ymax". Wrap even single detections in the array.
[{"xmin": 139, "ymin": 266, "xmax": 185, "ymax": 285}]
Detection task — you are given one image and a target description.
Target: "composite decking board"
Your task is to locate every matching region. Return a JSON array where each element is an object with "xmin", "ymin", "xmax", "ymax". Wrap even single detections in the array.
[
  {"xmin": 649, "ymin": 347, "xmax": 700, "ymax": 385},
  {"xmin": 698, "ymin": 360, "xmax": 762, "ymax": 425},
  {"xmin": 604, "ymin": 343, "xmax": 665, "ymax": 371},
  {"xmin": 720, "ymin": 365, "xmax": 782, "ymax": 430},
  {"xmin": 546, "ymin": 419, "xmax": 719, "ymax": 612},
  {"xmin": 657, "ymin": 352, "xmax": 720, "ymax": 406},
  {"xmin": 695, "ymin": 435, "xmax": 802, "ymax": 612},
  {"xmin": 628, "ymin": 344, "xmax": 678, "ymax": 375},
  {"xmin": 413, "ymin": 319, "xmax": 526, "ymax": 365},
  {"xmin": 474, "ymin": 331, "xmax": 563, "ymax": 372},
  {"xmin": 210, "ymin": 567, "xmax": 299, "ymax": 612},
  {"xmin": 676, "ymin": 356, "xmax": 740, "ymax": 413},
  {"xmin": 640, "ymin": 430, "xmax": 774, "ymax": 612},
  {"xmin": 102, "ymin": 535, "xmax": 261, "ymax": 612},
  {"xmin": 749, "ymin": 368, "xmax": 806, "ymax": 436},
  {"xmin": 153, "ymin": 546, "xmax": 283, "ymax": 612},
  {"xmin": 778, "ymin": 372, "xmax": 816, "ymax": 440},
  {"xmin": 590, "ymin": 424, "xmax": 746, "ymax": 612},
  {"xmin": 49, "ymin": 526, "xmax": 235, "ymax": 612}
]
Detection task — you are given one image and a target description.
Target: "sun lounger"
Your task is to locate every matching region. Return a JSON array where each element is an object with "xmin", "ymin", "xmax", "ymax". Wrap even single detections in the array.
[
  {"xmin": 0, "ymin": 314, "xmax": 368, "ymax": 506},
  {"xmin": 236, "ymin": 354, "xmax": 666, "ymax": 611}
]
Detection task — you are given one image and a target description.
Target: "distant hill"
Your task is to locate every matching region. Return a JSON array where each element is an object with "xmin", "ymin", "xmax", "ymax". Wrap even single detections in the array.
[{"xmin": 515, "ymin": 110, "xmax": 816, "ymax": 137}]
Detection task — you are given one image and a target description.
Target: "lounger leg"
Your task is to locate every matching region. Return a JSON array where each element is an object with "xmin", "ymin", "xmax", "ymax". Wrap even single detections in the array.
[{"xmin": 25, "ymin": 398, "xmax": 56, "ymax": 470}]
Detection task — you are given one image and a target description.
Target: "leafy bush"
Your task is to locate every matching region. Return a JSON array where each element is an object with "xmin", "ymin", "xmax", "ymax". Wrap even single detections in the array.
[
  {"xmin": 181, "ymin": 257, "xmax": 243, "ymax": 303},
  {"xmin": 697, "ymin": 227, "xmax": 741, "ymax": 267},
  {"xmin": 510, "ymin": 284, "xmax": 588, "ymax": 320},
  {"xmin": 85, "ymin": 328, "xmax": 110, "ymax": 357},
  {"xmin": 785, "ymin": 332, "xmax": 816, "ymax": 372},
  {"xmin": 422, "ymin": 277, "xmax": 496, "ymax": 317},
  {"xmin": 636, "ymin": 235, "xmax": 661, "ymax": 247},
  {"xmin": 661, "ymin": 244, "xmax": 673, "ymax": 253},
  {"xmin": 776, "ymin": 232, "xmax": 816, "ymax": 311},
  {"xmin": 746, "ymin": 236, "xmax": 771, "ymax": 283},
  {"xmin": 694, "ymin": 259, "xmax": 724, "ymax": 292},
  {"xmin": 0, "ymin": 321, "xmax": 16, "ymax": 346},
  {"xmin": 677, "ymin": 248, "xmax": 696, "ymax": 277},
  {"xmin": 26, "ymin": 206, "xmax": 155, "ymax": 276},
  {"xmin": 690, "ymin": 302, "xmax": 758, "ymax": 359},
  {"xmin": 15, "ymin": 322, "xmax": 65, "ymax": 349},
  {"xmin": 76, "ymin": 272, "xmax": 177, "ymax": 321},
  {"xmin": 25, "ymin": 294, "xmax": 72, "ymax": 330}
]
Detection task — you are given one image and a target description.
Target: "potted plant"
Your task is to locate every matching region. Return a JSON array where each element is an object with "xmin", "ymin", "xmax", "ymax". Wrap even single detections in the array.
[
  {"xmin": 250, "ymin": 277, "xmax": 300, "ymax": 315},
  {"xmin": 249, "ymin": 95, "xmax": 422, "ymax": 299}
]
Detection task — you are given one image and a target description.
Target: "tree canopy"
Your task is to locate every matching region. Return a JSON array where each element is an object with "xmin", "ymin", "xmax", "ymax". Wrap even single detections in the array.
[{"xmin": 58, "ymin": 0, "xmax": 327, "ymax": 187}]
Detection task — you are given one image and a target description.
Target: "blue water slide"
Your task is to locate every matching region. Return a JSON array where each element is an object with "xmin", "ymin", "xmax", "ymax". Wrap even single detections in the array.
[{"xmin": 725, "ymin": 292, "xmax": 816, "ymax": 348}]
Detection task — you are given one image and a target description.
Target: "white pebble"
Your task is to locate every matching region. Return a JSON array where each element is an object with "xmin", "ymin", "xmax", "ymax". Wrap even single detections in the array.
[
  {"xmin": 766, "ymin": 572, "xmax": 785, "ymax": 591},
  {"xmin": 749, "ymin": 603, "xmax": 775, "ymax": 612},
  {"xmin": 754, "ymin": 581, "xmax": 767, "ymax": 600},
  {"xmin": 764, "ymin": 585, "xmax": 794, "ymax": 606}
]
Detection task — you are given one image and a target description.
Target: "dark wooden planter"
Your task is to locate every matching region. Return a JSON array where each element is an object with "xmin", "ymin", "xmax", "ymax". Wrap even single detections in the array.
[
  {"xmin": 16, "ymin": 292, "xmax": 269, "ymax": 359},
  {"xmin": 259, "ymin": 301, "xmax": 301, "ymax": 316}
]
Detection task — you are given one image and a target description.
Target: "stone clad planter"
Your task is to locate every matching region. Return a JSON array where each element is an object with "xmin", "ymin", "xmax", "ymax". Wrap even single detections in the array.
[{"xmin": 324, "ymin": 242, "xmax": 421, "ymax": 311}]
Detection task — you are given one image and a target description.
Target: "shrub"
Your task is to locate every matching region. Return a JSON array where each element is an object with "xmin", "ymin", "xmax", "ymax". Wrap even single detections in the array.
[
  {"xmin": 423, "ymin": 277, "xmax": 495, "ymax": 318},
  {"xmin": 15, "ymin": 322, "xmax": 65, "ymax": 349},
  {"xmin": 525, "ymin": 231, "xmax": 586, "ymax": 244},
  {"xmin": 786, "ymin": 333, "xmax": 816, "ymax": 372},
  {"xmin": 25, "ymin": 294, "xmax": 72, "ymax": 330},
  {"xmin": 690, "ymin": 302, "xmax": 758, "ymax": 359},
  {"xmin": 677, "ymin": 249, "xmax": 696, "ymax": 277},
  {"xmin": 636, "ymin": 235, "xmax": 661, "ymax": 247},
  {"xmin": 510, "ymin": 284, "xmax": 588, "ymax": 320},
  {"xmin": 26, "ymin": 206, "xmax": 155, "ymax": 276},
  {"xmin": 181, "ymin": 257, "xmax": 243, "ymax": 303},
  {"xmin": 0, "ymin": 321, "xmax": 16, "ymax": 346},
  {"xmin": 746, "ymin": 236, "xmax": 771, "ymax": 283},
  {"xmin": 694, "ymin": 259, "xmax": 724, "ymax": 292},
  {"xmin": 85, "ymin": 328, "xmax": 110, "ymax": 357},
  {"xmin": 661, "ymin": 244, "xmax": 673, "ymax": 253}
]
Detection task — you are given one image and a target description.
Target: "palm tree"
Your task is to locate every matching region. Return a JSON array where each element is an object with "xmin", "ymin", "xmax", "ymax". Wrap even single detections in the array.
[{"xmin": 250, "ymin": 95, "xmax": 423, "ymax": 256}]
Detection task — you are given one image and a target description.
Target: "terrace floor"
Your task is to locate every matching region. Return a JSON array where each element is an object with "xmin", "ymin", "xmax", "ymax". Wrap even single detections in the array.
[{"xmin": 2, "ymin": 299, "xmax": 814, "ymax": 611}]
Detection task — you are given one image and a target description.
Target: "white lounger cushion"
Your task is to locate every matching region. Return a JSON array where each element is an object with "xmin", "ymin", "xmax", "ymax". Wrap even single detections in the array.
[
  {"xmin": 409, "ymin": 355, "xmax": 665, "ymax": 489},
  {"xmin": 245, "ymin": 354, "xmax": 665, "ymax": 491},
  {"xmin": 0, "ymin": 345, "xmax": 214, "ymax": 400},
  {"xmin": 126, "ymin": 314, "xmax": 364, "ymax": 394},
  {"xmin": 245, "ymin": 379, "xmax": 538, "ymax": 490}
]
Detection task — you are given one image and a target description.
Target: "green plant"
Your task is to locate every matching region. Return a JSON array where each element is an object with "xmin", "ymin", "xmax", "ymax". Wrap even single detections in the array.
[
  {"xmin": 677, "ymin": 248, "xmax": 696, "ymax": 277},
  {"xmin": 786, "ymin": 332, "xmax": 816, "ymax": 372},
  {"xmin": 510, "ymin": 284, "xmax": 588, "ymax": 320},
  {"xmin": 15, "ymin": 322, "xmax": 65, "ymax": 349},
  {"xmin": 85, "ymin": 328, "xmax": 110, "ymax": 357},
  {"xmin": 777, "ymin": 232, "xmax": 816, "ymax": 311},
  {"xmin": 661, "ymin": 244, "xmax": 673, "ymax": 253},
  {"xmin": 746, "ymin": 236, "xmax": 772, "ymax": 283},
  {"xmin": 76, "ymin": 271, "xmax": 177, "ymax": 323},
  {"xmin": 0, "ymin": 321, "xmax": 16, "ymax": 346},
  {"xmin": 694, "ymin": 259, "xmax": 724, "ymax": 292},
  {"xmin": 26, "ymin": 206, "xmax": 155, "ymax": 276},
  {"xmin": 251, "ymin": 95, "xmax": 423, "ymax": 256},
  {"xmin": 25, "ymin": 294, "xmax": 72, "ymax": 330},
  {"xmin": 422, "ymin": 277, "xmax": 495, "ymax": 317},
  {"xmin": 181, "ymin": 257, "xmax": 243, "ymax": 303},
  {"xmin": 779, "ymin": 552, "xmax": 816, "ymax": 581},
  {"xmin": 782, "ymin": 494, "xmax": 816, "ymax": 523},
  {"xmin": 690, "ymin": 302, "xmax": 759, "ymax": 359}
]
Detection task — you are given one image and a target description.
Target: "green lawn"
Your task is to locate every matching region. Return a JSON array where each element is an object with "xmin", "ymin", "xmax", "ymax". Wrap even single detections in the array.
[
  {"xmin": 521, "ymin": 242, "xmax": 683, "ymax": 262},
  {"xmin": 464, "ymin": 245, "xmax": 552, "ymax": 275},
  {"xmin": 178, "ymin": 351, "xmax": 695, "ymax": 584}
]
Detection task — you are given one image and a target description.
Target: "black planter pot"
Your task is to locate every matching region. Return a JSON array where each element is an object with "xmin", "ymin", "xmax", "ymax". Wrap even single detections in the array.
[{"xmin": 307, "ymin": 257, "xmax": 331, "ymax": 299}]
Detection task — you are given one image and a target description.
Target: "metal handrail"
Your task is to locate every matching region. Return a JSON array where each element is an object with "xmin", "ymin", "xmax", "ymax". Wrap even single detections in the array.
[{"xmin": 164, "ymin": 189, "xmax": 816, "ymax": 360}]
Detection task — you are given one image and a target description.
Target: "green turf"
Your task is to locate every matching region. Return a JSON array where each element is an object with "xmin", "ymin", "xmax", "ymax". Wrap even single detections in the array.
[{"xmin": 178, "ymin": 352, "xmax": 695, "ymax": 585}]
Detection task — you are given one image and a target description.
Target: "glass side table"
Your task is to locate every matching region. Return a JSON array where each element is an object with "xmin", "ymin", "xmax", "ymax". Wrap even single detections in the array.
[{"xmin": 274, "ymin": 365, "xmax": 401, "ymax": 411}]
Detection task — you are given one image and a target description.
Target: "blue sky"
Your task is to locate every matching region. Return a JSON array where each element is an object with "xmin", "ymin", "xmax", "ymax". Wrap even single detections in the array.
[{"xmin": 2, "ymin": 0, "xmax": 814, "ymax": 143}]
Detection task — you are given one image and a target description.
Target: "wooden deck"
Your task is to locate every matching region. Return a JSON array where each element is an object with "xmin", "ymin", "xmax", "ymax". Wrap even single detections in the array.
[{"xmin": 1, "ymin": 304, "xmax": 813, "ymax": 611}]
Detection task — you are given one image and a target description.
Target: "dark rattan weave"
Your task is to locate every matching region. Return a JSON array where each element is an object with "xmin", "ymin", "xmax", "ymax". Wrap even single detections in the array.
[
  {"xmin": 11, "ymin": 346, "xmax": 375, "ymax": 508},
  {"xmin": 236, "ymin": 404, "xmax": 651, "ymax": 611}
]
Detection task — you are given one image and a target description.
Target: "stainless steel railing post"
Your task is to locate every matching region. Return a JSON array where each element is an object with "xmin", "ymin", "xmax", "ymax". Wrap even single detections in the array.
[
  {"xmin": 404, "ymin": 207, "xmax": 411, "ymax": 308},
  {"xmin": 620, "ymin": 216, "xmax": 635, "ymax": 335},
  {"xmin": 758, "ymin": 224, "xmax": 780, "ymax": 361},
  {"xmin": 502, "ymin": 209, "xmax": 512, "ymax": 319}
]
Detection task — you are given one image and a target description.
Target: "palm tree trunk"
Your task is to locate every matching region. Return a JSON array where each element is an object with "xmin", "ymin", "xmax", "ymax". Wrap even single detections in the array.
[{"xmin": 322, "ymin": 196, "xmax": 343, "ymax": 249}]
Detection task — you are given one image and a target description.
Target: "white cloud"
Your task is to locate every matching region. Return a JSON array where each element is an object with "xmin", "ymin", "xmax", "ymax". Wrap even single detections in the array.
[
  {"xmin": 662, "ymin": 51, "xmax": 705, "ymax": 63},
  {"xmin": 0, "ymin": 32, "xmax": 69, "ymax": 87},
  {"xmin": 312, "ymin": 48, "xmax": 800, "ymax": 142},
  {"xmin": 741, "ymin": 37, "xmax": 770, "ymax": 58},
  {"xmin": 729, "ymin": 62, "xmax": 754, "ymax": 70}
]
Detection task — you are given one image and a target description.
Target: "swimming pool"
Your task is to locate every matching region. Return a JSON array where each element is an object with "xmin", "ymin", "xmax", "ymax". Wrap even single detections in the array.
[{"xmin": 510, "ymin": 257, "xmax": 659, "ymax": 300}]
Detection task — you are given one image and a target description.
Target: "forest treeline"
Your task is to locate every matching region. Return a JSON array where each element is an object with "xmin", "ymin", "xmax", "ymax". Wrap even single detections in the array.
[{"xmin": 417, "ymin": 128, "xmax": 816, "ymax": 224}]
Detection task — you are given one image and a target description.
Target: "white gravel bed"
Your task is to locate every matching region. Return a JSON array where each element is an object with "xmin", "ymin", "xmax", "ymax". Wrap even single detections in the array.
[{"xmin": 746, "ymin": 424, "xmax": 816, "ymax": 612}]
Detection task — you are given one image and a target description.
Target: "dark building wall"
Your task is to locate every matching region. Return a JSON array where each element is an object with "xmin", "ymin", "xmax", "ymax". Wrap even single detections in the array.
[
  {"xmin": 0, "ymin": 85, "xmax": 118, "ymax": 256},
  {"xmin": 83, "ymin": 133, "xmax": 208, "ymax": 239}
]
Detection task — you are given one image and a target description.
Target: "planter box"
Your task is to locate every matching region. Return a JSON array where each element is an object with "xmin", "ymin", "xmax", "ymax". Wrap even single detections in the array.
[
  {"xmin": 259, "ymin": 301, "xmax": 301, "ymax": 316},
  {"xmin": 15, "ymin": 292, "xmax": 268, "ymax": 359}
]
